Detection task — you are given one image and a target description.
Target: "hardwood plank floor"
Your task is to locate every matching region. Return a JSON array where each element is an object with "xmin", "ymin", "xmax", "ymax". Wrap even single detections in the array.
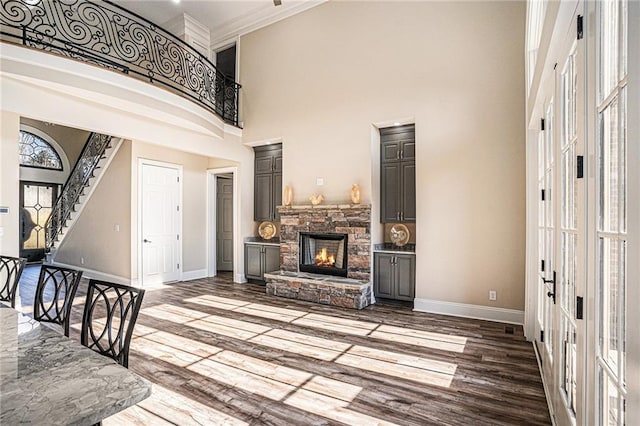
[{"xmin": 18, "ymin": 265, "xmax": 551, "ymax": 425}]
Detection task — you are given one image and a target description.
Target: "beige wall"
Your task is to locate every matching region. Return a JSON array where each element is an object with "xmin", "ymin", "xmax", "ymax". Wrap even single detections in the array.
[
  {"xmin": 0, "ymin": 112, "xmax": 20, "ymax": 256},
  {"xmin": 131, "ymin": 141, "xmax": 210, "ymax": 278},
  {"xmin": 240, "ymin": 1, "xmax": 526, "ymax": 310},
  {"xmin": 55, "ymin": 141, "xmax": 132, "ymax": 277}
]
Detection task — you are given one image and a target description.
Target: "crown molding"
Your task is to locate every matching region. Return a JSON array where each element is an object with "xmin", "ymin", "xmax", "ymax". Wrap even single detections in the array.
[{"xmin": 209, "ymin": 0, "xmax": 327, "ymax": 48}]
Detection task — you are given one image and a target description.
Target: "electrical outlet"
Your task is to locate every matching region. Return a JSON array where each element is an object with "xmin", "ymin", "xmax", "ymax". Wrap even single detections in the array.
[
  {"xmin": 489, "ymin": 290, "xmax": 497, "ymax": 301},
  {"xmin": 316, "ymin": 177, "xmax": 324, "ymax": 186},
  {"xmin": 81, "ymin": 257, "xmax": 85, "ymax": 265},
  {"xmin": 114, "ymin": 224, "xmax": 120, "ymax": 232}
]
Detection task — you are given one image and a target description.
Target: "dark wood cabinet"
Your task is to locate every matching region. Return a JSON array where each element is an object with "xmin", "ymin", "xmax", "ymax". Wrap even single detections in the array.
[
  {"xmin": 373, "ymin": 252, "xmax": 415, "ymax": 301},
  {"xmin": 254, "ymin": 144, "xmax": 282, "ymax": 221},
  {"xmin": 380, "ymin": 125, "xmax": 415, "ymax": 223},
  {"xmin": 245, "ymin": 243, "xmax": 280, "ymax": 282}
]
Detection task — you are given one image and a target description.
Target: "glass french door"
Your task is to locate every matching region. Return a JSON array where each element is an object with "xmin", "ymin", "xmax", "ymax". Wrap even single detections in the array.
[
  {"xmin": 536, "ymin": 96, "xmax": 555, "ymax": 374},
  {"xmin": 536, "ymin": 6, "xmax": 586, "ymax": 425},
  {"xmin": 555, "ymin": 8, "xmax": 586, "ymax": 424},
  {"xmin": 19, "ymin": 181, "xmax": 58, "ymax": 262},
  {"xmin": 595, "ymin": 0, "xmax": 628, "ymax": 424}
]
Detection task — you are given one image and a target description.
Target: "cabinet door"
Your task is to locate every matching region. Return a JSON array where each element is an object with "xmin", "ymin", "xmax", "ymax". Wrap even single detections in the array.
[
  {"xmin": 273, "ymin": 153, "xmax": 283, "ymax": 173},
  {"xmin": 254, "ymin": 174, "xmax": 273, "ymax": 221},
  {"xmin": 245, "ymin": 244, "xmax": 263, "ymax": 280},
  {"xmin": 381, "ymin": 141, "xmax": 401, "ymax": 162},
  {"xmin": 381, "ymin": 163, "xmax": 401, "ymax": 222},
  {"xmin": 255, "ymin": 155, "xmax": 273, "ymax": 174},
  {"xmin": 401, "ymin": 140, "xmax": 415, "ymax": 160},
  {"xmin": 273, "ymin": 172, "xmax": 282, "ymax": 221},
  {"xmin": 395, "ymin": 254, "xmax": 416, "ymax": 301},
  {"xmin": 401, "ymin": 161, "xmax": 416, "ymax": 222},
  {"xmin": 374, "ymin": 253, "xmax": 394, "ymax": 298},
  {"xmin": 263, "ymin": 245, "xmax": 281, "ymax": 276}
]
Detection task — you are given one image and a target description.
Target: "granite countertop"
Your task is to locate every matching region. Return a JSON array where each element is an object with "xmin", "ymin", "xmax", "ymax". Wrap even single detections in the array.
[
  {"xmin": 245, "ymin": 237, "xmax": 281, "ymax": 245},
  {"xmin": 0, "ymin": 304, "xmax": 151, "ymax": 425},
  {"xmin": 373, "ymin": 243, "xmax": 416, "ymax": 254}
]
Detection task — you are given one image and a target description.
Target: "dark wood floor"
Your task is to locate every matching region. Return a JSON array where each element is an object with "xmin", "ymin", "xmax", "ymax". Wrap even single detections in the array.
[{"xmin": 18, "ymin": 265, "xmax": 551, "ymax": 425}]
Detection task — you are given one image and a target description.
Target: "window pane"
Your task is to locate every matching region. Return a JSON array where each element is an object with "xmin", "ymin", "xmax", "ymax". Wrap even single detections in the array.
[
  {"xmin": 599, "ymin": 238, "xmax": 622, "ymax": 375},
  {"xmin": 620, "ymin": 88, "xmax": 627, "ymax": 233},
  {"xmin": 599, "ymin": 368, "xmax": 620, "ymax": 426},
  {"xmin": 18, "ymin": 131, "xmax": 62, "ymax": 170},
  {"xmin": 620, "ymin": 0, "xmax": 627, "ymax": 79},
  {"xmin": 599, "ymin": 99, "xmax": 620, "ymax": 232},
  {"xmin": 599, "ymin": 0, "xmax": 619, "ymax": 101},
  {"xmin": 562, "ymin": 318, "xmax": 577, "ymax": 414}
]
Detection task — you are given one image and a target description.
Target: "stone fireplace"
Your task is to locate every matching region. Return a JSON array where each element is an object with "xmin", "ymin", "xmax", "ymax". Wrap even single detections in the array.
[
  {"xmin": 299, "ymin": 232, "xmax": 348, "ymax": 277},
  {"xmin": 264, "ymin": 204, "xmax": 372, "ymax": 309}
]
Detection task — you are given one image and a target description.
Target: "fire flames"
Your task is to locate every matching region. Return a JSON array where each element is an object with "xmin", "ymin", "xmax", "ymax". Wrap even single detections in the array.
[{"xmin": 315, "ymin": 247, "xmax": 336, "ymax": 267}]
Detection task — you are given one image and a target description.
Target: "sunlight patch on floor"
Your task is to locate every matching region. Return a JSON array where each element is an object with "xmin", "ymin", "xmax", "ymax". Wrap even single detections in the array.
[
  {"xmin": 184, "ymin": 294, "xmax": 467, "ymax": 353},
  {"xmin": 104, "ymin": 383, "xmax": 248, "ymax": 426}
]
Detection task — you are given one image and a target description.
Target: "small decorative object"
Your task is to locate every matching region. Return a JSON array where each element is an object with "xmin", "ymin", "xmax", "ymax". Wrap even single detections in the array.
[
  {"xmin": 258, "ymin": 221, "xmax": 276, "ymax": 240},
  {"xmin": 283, "ymin": 185, "xmax": 293, "ymax": 206},
  {"xmin": 309, "ymin": 194, "xmax": 324, "ymax": 205},
  {"xmin": 390, "ymin": 223, "xmax": 410, "ymax": 247},
  {"xmin": 350, "ymin": 183, "xmax": 361, "ymax": 204}
]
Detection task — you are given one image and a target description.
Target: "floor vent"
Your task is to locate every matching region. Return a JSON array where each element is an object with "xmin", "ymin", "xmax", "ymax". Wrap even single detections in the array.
[{"xmin": 505, "ymin": 326, "xmax": 515, "ymax": 334}]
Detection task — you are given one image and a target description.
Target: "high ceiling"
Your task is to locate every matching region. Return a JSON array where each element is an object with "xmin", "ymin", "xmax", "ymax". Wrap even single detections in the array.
[{"xmin": 113, "ymin": 0, "xmax": 324, "ymax": 47}]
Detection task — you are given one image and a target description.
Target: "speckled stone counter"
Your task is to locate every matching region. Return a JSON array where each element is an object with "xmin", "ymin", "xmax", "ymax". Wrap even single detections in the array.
[
  {"xmin": 0, "ymin": 304, "xmax": 151, "ymax": 425},
  {"xmin": 373, "ymin": 243, "xmax": 416, "ymax": 254}
]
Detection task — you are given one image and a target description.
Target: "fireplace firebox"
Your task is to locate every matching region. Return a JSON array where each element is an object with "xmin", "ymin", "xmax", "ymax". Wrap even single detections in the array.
[{"xmin": 299, "ymin": 232, "xmax": 348, "ymax": 277}]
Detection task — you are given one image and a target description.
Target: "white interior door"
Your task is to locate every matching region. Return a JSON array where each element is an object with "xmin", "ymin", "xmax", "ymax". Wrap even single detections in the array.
[{"xmin": 141, "ymin": 162, "xmax": 181, "ymax": 286}]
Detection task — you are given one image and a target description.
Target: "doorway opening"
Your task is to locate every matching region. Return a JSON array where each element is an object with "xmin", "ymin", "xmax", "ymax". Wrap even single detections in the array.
[{"xmin": 207, "ymin": 167, "xmax": 238, "ymax": 280}]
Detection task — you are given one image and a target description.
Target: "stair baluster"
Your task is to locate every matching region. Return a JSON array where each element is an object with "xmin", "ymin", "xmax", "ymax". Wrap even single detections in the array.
[{"xmin": 45, "ymin": 132, "xmax": 113, "ymax": 250}]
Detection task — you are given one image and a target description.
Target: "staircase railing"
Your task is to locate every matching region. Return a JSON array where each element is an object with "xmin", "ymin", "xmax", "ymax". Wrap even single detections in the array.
[
  {"xmin": 45, "ymin": 132, "xmax": 112, "ymax": 250},
  {"xmin": 0, "ymin": 0, "xmax": 241, "ymax": 126}
]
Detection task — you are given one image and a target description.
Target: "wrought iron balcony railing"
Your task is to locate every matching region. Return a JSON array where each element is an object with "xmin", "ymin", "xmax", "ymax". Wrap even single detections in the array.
[
  {"xmin": 44, "ymin": 132, "xmax": 112, "ymax": 250},
  {"xmin": 0, "ymin": 0, "xmax": 241, "ymax": 126}
]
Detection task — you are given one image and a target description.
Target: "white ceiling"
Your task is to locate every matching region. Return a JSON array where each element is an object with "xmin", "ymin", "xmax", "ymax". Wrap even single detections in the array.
[{"xmin": 113, "ymin": 0, "xmax": 324, "ymax": 48}]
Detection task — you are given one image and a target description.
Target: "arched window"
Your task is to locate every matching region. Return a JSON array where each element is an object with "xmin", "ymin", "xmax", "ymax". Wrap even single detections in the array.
[{"xmin": 19, "ymin": 130, "xmax": 63, "ymax": 170}]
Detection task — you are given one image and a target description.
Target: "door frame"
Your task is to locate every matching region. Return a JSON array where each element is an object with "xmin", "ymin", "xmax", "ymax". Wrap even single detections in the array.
[
  {"xmin": 206, "ymin": 166, "xmax": 238, "ymax": 278},
  {"xmin": 137, "ymin": 159, "xmax": 183, "ymax": 287}
]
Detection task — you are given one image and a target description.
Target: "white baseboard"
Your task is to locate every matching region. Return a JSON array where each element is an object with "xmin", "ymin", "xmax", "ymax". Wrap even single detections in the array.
[
  {"xmin": 413, "ymin": 298, "xmax": 525, "ymax": 325},
  {"xmin": 181, "ymin": 269, "xmax": 207, "ymax": 281},
  {"xmin": 533, "ymin": 341, "xmax": 557, "ymax": 425},
  {"xmin": 235, "ymin": 273, "xmax": 247, "ymax": 283},
  {"xmin": 47, "ymin": 260, "xmax": 131, "ymax": 286}
]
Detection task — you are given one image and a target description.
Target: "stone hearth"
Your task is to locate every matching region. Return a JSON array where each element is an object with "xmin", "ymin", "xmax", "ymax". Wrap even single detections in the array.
[
  {"xmin": 265, "ymin": 204, "xmax": 372, "ymax": 309},
  {"xmin": 264, "ymin": 271, "xmax": 371, "ymax": 309}
]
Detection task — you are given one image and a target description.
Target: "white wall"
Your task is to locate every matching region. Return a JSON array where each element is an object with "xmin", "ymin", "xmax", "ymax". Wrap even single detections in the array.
[
  {"xmin": 0, "ymin": 112, "xmax": 20, "ymax": 256},
  {"xmin": 55, "ymin": 142, "xmax": 132, "ymax": 279},
  {"xmin": 240, "ymin": 1, "xmax": 526, "ymax": 311}
]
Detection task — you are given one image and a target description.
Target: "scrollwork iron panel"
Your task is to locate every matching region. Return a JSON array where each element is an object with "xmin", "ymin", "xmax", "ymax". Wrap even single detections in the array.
[
  {"xmin": 44, "ymin": 132, "xmax": 112, "ymax": 249},
  {"xmin": 0, "ymin": 0, "xmax": 240, "ymax": 126}
]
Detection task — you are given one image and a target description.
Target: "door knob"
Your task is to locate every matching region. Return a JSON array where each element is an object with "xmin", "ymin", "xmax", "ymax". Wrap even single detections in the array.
[{"xmin": 143, "ymin": 239, "xmax": 152, "ymax": 243}]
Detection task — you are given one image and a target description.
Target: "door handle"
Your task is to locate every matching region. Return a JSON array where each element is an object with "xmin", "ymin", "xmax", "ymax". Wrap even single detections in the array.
[
  {"xmin": 542, "ymin": 271, "xmax": 556, "ymax": 304},
  {"xmin": 143, "ymin": 239, "xmax": 152, "ymax": 243}
]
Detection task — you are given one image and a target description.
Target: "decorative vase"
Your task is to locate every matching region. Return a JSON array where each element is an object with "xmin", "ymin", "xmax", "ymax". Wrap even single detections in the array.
[
  {"xmin": 309, "ymin": 194, "xmax": 324, "ymax": 205},
  {"xmin": 350, "ymin": 184, "xmax": 361, "ymax": 204},
  {"xmin": 284, "ymin": 185, "xmax": 293, "ymax": 206}
]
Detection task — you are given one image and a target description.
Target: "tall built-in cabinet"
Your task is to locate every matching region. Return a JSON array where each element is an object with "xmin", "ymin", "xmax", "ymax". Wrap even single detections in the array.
[
  {"xmin": 380, "ymin": 125, "xmax": 416, "ymax": 223},
  {"xmin": 254, "ymin": 144, "xmax": 282, "ymax": 222}
]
